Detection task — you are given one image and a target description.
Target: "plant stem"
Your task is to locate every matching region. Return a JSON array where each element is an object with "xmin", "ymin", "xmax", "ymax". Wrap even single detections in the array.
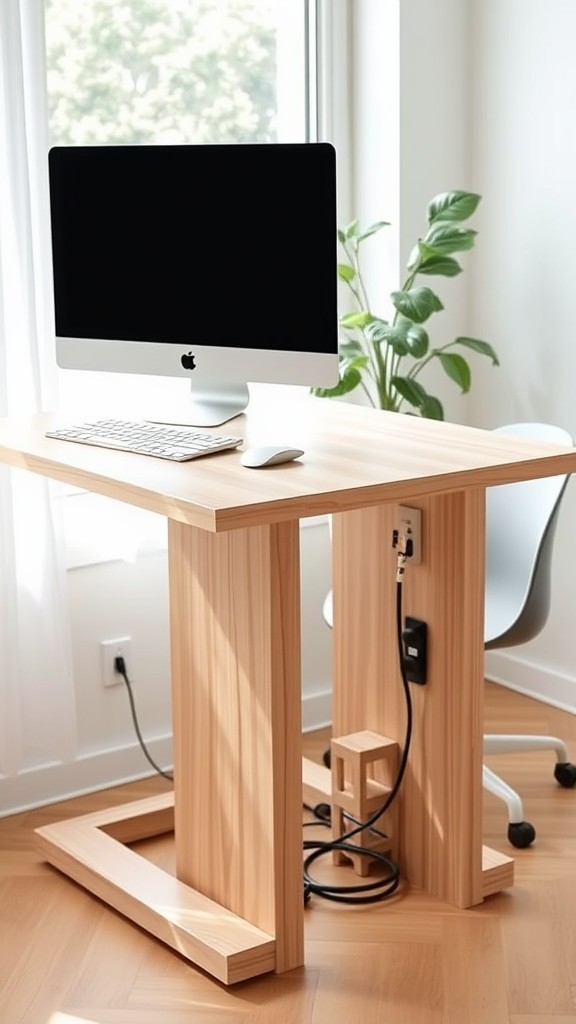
[
  {"xmin": 343, "ymin": 239, "xmax": 388, "ymax": 404},
  {"xmin": 342, "ymin": 238, "xmax": 371, "ymax": 310},
  {"xmin": 388, "ymin": 267, "xmax": 419, "ymax": 396},
  {"xmin": 407, "ymin": 339, "xmax": 458, "ymax": 380}
]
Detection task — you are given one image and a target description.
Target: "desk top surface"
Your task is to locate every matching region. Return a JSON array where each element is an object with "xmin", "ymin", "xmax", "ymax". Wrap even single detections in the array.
[{"xmin": 1, "ymin": 390, "xmax": 575, "ymax": 531}]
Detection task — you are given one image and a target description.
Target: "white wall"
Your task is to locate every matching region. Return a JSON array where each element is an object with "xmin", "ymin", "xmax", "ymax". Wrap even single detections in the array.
[
  {"xmin": 350, "ymin": 0, "xmax": 477, "ymax": 416},
  {"xmin": 399, "ymin": 0, "xmax": 475, "ymax": 423},
  {"xmin": 467, "ymin": 0, "xmax": 576, "ymax": 707},
  {"xmin": 1, "ymin": 504, "xmax": 333, "ymax": 814},
  {"xmin": 355, "ymin": 0, "xmax": 576, "ymax": 712}
]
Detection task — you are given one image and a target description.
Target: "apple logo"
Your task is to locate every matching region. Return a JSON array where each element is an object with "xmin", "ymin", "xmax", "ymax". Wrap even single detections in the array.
[{"xmin": 181, "ymin": 351, "xmax": 196, "ymax": 371}]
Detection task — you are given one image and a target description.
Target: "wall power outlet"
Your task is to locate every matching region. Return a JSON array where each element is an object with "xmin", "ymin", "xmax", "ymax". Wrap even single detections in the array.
[{"xmin": 100, "ymin": 636, "xmax": 132, "ymax": 688}]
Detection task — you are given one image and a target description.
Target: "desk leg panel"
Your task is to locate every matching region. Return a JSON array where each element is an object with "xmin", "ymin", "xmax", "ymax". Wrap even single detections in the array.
[
  {"xmin": 331, "ymin": 490, "xmax": 485, "ymax": 908},
  {"xmin": 167, "ymin": 519, "xmax": 304, "ymax": 973}
]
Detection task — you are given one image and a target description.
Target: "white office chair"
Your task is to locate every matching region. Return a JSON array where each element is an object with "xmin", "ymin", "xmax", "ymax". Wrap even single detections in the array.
[
  {"xmin": 322, "ymin": 422, "xmax": 576, "ymax": 849},
  {"xmin": 481, "ymin": 422, "xmax": 576, "ymax": 846}
]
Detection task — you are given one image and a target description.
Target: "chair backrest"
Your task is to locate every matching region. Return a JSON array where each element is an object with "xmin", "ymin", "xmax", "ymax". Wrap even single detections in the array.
[{"xmin": 484, "ymin": 422, "xmax": 573, "ymax": 649}]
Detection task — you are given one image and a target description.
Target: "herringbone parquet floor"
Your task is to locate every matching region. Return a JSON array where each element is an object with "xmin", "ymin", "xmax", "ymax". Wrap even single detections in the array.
[{"xmin": 1, "ymin": 681, "xmax": 575, "ymax": 1023}]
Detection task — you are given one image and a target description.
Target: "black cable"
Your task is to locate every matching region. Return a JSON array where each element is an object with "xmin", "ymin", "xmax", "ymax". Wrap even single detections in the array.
[
  {"xmin": 114, "ymin": 655, "xmax": 174, "ymax": 781},
  {"xmin": 302, "ymin": 561, "xmax": 414, "ymax": 905},
  {"xmin": 114, "ymin": 554, "xmax": 413, "ymax": 901}
]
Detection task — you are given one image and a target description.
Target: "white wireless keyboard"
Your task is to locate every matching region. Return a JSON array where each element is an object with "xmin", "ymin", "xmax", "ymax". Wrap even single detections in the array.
[{"xmin": 45, "ymin": 418, "xmax": 243, "ymax": 462}]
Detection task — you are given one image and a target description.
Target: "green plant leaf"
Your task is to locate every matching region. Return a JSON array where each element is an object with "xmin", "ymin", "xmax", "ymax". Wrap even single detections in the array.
[
  {"xmin": 405, "ymin": 238, "xmax": 459, "ymax": 274},
  {"xmin": 391, "ymin": 376, "xmax": 427, "ymax": 408},
  {"xmin": 437, "ymin": 352, "xmax": 471, "ymax": 392},
  {"xmin": 340, "ymin": 220, "xmax": 359, "ymax": 241},
  {"xmin": 405, "ymin": 322, "xmax": 429, "ymax": 358},
  {"xmin": 419, "ymin": 394, "xmax": 445, "ymax": 420},
  {"xmin": 340, "ymin": 310, "xmax": 373, "ymax": 329},
  {"xmin": 312, "ymin": 363, "xmax": 363, "ymax": 398},
  {"xmin": 357, "ymin": 220, "xmax": 390, "ymax": 242},
  {"xmin": 340, "ymin": 353, "xmax": 370, "ymax": 372},
  {"xmin": 391, "ymin": 286, "xmax": 444, "ymax": 323},
  {"xmin": 339, "ymin": 338, "xmax": 366, "ymax": 358},
  {"xmin": 427, "ymin": 191, "xmax": 481, "ymax": 225},
  {"xmin": 417, "ymin": 253, "xmax": 463, "ymax": 277},
  {"xmin": 339, "ymin": 219, "xmax": 389, "ymax": 244},
  {"xmin": 378, "ymin": 317, "xmax": 429, "ymax": 358},
  {"xmin": 455, "ymin": 336, "xmax": 500, "ymax": 365},
  {"xmin": 338, "ymin": 262, "xmax": 356, "ymax": 283},
  {"xmin": 392, "ymin": 377, "xmax": 445, "ymax": 419},
  {"xmin": 423, "ymin": 225, "xmax": 477, "ymax": 254},
  {"xmin": 364, "ymin": 318, "xmax": 391, "ymax": 343},
  {"xmin": 406, "ymin": 243, "xmax": 422, "ymax": 271},
  {"xmin": 366, "ymin": 320, "xmax": 410, "ymax": 356}
]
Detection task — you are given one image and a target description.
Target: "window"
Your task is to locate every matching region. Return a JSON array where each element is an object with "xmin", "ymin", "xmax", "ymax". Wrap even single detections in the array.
[{"xmin": 45, "ymin": 0, "xmax": 311, "ymax": 148}]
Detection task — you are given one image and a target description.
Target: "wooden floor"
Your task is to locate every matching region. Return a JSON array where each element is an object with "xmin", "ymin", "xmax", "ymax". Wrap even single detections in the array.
[{"xmin": 1, "ymin": 681, "xmax": 576, "ymax": 1024}]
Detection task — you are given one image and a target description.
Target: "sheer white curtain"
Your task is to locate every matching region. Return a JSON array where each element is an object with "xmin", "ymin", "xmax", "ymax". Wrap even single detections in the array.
[{"xmin": 0, "ymin": 0, "xmax": 76, "ymax": 780}]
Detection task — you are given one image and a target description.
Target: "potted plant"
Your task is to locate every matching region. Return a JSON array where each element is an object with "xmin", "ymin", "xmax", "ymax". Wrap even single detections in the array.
[{"xmin": 313, "ymin": 190, "xmax": 499, "ymax": 419}]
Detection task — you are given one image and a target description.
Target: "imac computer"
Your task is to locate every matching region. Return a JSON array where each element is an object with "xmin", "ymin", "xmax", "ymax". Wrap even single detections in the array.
[{"xmin": 47, "ymin": 142, "xmax": 339, "ymax": 426}]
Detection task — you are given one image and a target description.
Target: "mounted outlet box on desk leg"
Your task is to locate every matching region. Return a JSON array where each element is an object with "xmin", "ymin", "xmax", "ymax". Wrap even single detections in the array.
[{"xmin": 396, "ymin": 505, "xmax": 422, "ymax": 564}]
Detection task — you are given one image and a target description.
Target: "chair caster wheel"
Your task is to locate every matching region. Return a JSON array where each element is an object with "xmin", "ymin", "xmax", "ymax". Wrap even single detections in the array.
[
  {"xmin": 322, "ymin": 748, "xmax": 331, "ymax": 769},
  {"xmin": 507, "ymin": 821, "xmax": 536, "ymax": 848},
  {"xmin": 554, "ymin": 761, "xmax": 576, "ymax": 787}
]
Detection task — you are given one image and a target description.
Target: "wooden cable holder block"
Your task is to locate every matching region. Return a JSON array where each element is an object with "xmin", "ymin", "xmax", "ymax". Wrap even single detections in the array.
[{"xmin": 330, "ymin": 730, "xmax": 399, "ymax": 876}]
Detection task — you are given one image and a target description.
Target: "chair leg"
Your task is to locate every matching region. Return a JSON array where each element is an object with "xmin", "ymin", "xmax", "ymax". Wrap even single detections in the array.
[
  {"xmin": 483, "ymin": 763, "xmax": 525, "ymax": 823},
  {"xmin": 484, "ymin": 734, "xmax": 576, "ymax": 792},
  {"xmin": 482, "ymin": 763, "xmax": 536, "ymax": 848},
  {"xmin": 483, "ymin": 733, "xmax": 570, "ymax": 760}
]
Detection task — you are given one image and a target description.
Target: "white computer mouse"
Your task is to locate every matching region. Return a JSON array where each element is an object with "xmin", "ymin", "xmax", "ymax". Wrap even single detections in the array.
[{"xmin": 240, "ymin": 445, "xmax": 304, "ymax": 468}]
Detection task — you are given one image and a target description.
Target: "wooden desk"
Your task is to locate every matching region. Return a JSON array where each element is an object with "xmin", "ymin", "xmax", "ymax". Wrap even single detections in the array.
[{"xmin": 2, "ymin": 395, "xmax": 575, "ymax": 984}]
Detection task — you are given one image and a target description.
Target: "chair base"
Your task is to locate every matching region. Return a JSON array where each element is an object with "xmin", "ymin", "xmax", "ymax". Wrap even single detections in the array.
[{"xmin": 483, "ymin": 734, "xmax": 576, "ymax": 847}]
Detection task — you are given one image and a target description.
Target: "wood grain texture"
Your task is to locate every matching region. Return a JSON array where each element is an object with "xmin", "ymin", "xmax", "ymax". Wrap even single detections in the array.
[
  {"xmin": 1, "ymin": 397, "xmax": 575, "ymax": 531},
  {"xmin": 35, "ymin": 798, "xmax": 275, "ymax": 985},
  {"xmin": 167, "ymin": 518, "xmax": 304, "ymax": 973},
  {"xmin": 331, "ymin": 491, "xmax": 486, "ymax": 907},
  {"xmin": 2, "ymin": 401, "xmax": 576, "ymax": 991},
  {"xmin": 1, "ymin": 684, "xmax": 576, "ymax": 1022}
]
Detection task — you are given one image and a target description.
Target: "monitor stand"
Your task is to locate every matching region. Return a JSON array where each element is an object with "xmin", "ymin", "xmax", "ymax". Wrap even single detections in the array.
[{"xmin": 149, "ymin": 381, "xmax": 250, "ymax": 428}]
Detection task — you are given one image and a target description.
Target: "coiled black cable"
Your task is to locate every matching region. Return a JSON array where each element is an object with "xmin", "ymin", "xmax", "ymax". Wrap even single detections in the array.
[{"xmin": 302, "ymin": 570, "xmax": 413, "ymax": 905}]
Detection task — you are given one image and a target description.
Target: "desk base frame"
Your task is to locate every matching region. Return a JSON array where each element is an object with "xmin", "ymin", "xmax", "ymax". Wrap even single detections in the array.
[
  {"xmin": 36, "ymin": 491, "xmax": 516, "ymax": 985},
  {"xmin": 36, "ymin": 793, "xmax": 275, "ymax": 985}
]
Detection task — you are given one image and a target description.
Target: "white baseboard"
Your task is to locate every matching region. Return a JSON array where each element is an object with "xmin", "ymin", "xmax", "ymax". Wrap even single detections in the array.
[
  {"xmin": 484, "ymin": 650, "xmax": 576, "ymax": 715},
  {"xmin": 0, "ymin": 735, "xmax": 174, "ymax": 818},
  {"xmin": 4, "ymin": 659, "xmax": 573, "ymax": 819},
  {"xmin": 301, "ymin": 687, "xmax": 332, "ymax": 733},
  {"xmin": 26, "ymin": 662, "xmax": 571, "ymax": 817},
  {"xmin": 1, "ymin": 690, "xmax": 335, "ymax": 818}
]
